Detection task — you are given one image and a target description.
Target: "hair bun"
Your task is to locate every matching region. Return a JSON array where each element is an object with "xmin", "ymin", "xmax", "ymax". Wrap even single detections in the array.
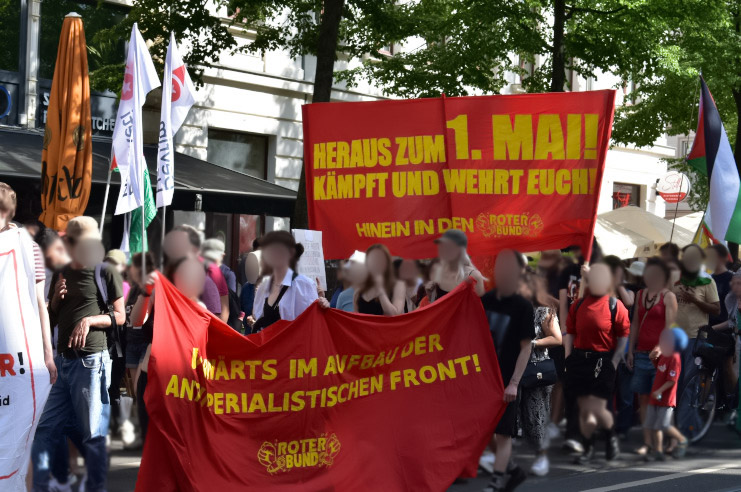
[{"xmin": 294, "ymin": 243, "xmax": 305, "ymax": 261}]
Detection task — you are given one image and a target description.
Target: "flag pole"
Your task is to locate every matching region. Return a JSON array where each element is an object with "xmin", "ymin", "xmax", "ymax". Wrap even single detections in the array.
[
  {"xmin": 669, "ymin": 174, "xmax": 684, "ymax": 243},
  {"xmin": 160, "ymin": 204, "xmax": 166, "ymax": 268},
  {"xmin": 99, "ymin": 165, "xmax": 112, "ymax": 235}
]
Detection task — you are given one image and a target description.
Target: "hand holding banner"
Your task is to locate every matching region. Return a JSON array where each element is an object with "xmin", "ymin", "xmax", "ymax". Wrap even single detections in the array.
[
  {"xmin": 137, "ymin": 275, "xmax": 504, "ymax": 491},
  {"xmin": 303, "ymin": 91, "xmax": 615, "ymax": 259}
]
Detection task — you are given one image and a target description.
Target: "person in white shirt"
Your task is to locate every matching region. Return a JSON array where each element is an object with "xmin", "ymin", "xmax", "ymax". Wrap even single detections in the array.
[{"xmin": 248, "ymin": 231, "xmax": 318, "ymax": 332}]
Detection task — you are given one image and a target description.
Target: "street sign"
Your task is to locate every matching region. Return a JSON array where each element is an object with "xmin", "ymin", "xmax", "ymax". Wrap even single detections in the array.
[{"xmin": 657, "ymin": 171, "xmax": 690, "ymax": 203}]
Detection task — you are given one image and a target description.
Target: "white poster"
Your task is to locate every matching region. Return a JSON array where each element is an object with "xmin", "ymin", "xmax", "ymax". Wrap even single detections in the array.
[
  {"xmin": 292, "ymin": 229, "xmax": 327, "ymax": 291},
  {"xmin": 0, "ymin": 229, "xmax": 51, "ymax": 490}
]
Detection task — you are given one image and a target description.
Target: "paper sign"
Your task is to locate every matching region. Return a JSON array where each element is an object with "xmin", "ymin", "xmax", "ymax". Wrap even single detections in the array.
[{"xmin": 292, "ymin": 229, "xmax": 327, "ymax": 291}]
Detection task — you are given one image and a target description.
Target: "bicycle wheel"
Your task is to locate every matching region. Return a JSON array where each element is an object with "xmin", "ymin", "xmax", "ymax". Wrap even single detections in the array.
[{"xmin": 676, "ymin": 371, "xmax": 717, "ymax": 443}]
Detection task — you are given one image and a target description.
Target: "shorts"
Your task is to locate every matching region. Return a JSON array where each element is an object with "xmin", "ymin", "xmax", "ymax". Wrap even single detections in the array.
[
  {"xmin": 495, "ymin": 393, "xmax": 520, "ymax": 438},
  {"xmin": 126, "ymin": 341, "xmax": 149, "ymax": 369},
  {"xmin": 551, "ymin": 345, "xmax": 567, "ymax": 381},
  {"xmin": 643, "ymin": 405, "xmax": 673, "ymax": 431},
  {"xmin": 565, "ymin": 351, "xmax": 616, "ymax": 401},
  {"xmin": 630, "ymin": 352, "xmax": 656, "ymax": 395}
]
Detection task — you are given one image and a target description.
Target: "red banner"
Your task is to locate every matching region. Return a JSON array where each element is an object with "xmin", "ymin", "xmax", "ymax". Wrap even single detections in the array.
[
  {"xmin": 303, "ymin": 91, "xmax": 615, "ymax": 259},
  {"xmin": 137, "ymin": 275, "xmax": 505, "ymax": 491}
]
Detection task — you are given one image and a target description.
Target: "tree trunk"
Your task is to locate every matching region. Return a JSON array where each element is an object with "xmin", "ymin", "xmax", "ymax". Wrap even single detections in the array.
[
  {"xmin": 550, "ymin": 0, "xmax": 566, "ymax": 92},
  {"xmin": 292, "ymin": 0, "xmax": 345, "ymax": 230}
]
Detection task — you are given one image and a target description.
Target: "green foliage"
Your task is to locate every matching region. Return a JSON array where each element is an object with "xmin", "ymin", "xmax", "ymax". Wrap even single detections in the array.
[
  {"xmin": 665, "ymin": 157, "xmax": 709, "ymax": 211},
  {"xmin": 0, "ymin": 0, "xmax": 21, "ymax": 72}
]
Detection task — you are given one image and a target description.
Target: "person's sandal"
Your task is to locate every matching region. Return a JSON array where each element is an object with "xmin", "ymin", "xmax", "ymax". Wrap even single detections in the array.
[
  {"xmin": 672, "ymin": 440, "xmax": 688, "ymax": 459},
  {"xmin": 634, "ymin": 445, "xmax": 652, "ymax": 456}
]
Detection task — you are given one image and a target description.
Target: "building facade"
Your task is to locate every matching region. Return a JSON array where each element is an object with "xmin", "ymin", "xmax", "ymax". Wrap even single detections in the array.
[{"xmin": 1, "ymin": 0, "xmax": 682, "ymax": 260}]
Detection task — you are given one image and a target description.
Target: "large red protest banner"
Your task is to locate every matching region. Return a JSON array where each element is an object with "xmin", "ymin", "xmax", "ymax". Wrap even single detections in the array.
[
  {"xmin": 303, "ymin": 91, "xmax": 615, "ymax": 259},
  {"xmin": 137, "ymin": 275, "xmax": 505, "ymax": 492}
]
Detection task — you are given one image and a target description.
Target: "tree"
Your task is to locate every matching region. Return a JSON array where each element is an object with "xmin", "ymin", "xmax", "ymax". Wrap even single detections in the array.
[{"xmin": 611, "ymin": 1, "xmax": 739, "ymax": 212}]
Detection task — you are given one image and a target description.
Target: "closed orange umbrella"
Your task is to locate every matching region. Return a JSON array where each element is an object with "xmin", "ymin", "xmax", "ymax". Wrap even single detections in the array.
[{"xmin": 39, "ymin": 12, "xmax": 92, "ymax": 231}]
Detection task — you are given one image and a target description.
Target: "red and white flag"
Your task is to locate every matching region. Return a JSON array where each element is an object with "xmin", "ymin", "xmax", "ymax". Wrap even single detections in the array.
[
  {"xmin": 113, "ymin": 23, "xmax": 160, "ymax": 216},
  {"xmin": 156, "ymin": 32, "xmax": 195, "ymax": 208}
]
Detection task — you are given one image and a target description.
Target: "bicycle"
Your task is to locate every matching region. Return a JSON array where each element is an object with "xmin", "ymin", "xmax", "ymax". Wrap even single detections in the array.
[{"xmin": 676, "ymin": 325, "xmax": 738, "ymax": 443}]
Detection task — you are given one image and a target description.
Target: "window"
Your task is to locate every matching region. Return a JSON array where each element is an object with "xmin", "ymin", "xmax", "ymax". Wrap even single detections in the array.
[
  {"xmin": 612, "ymin": 182, "xmax": 641, "ymax": 209},
  {"xmin": 39, "ymin": 0, "xmax": 127, "ymax": 81},
  {"xmin": 207, "ymin": 129, "xmax": 268, "ymax": 179},
  {"xmin": 0, "ymin": 0, "xmax": 21, "ymax": 72}
]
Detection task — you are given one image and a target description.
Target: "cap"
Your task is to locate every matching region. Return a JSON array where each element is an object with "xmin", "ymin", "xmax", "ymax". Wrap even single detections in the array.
[
  {"xmin": 671, "ymin": 327, "xmax": 689, "ymax": 352},
  {"xmin": 434, "ymin": 228, "xmax": 468, "ymax": 248},
  {"xmin": 66, "ymin": 216, "xmax": 101, "ymax": 242},
  {"xmin": 104, "ymin": 249, "xmax": 127, "ymax": 266},
  {"xmin": 347, "ymin": 250, "xmax": 366, "ymax": 265},
  {"xmin": 202, "ymin": 238, "xmax": 226, "ymax": 262},
  {"xmin": 627, "ymin": 261, "xmax": 646, "ymax": 277}
]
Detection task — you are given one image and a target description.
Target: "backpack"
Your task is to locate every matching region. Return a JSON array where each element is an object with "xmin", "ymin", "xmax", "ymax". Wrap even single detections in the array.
[
  {"xmin": 573, "ymin": 296, "xmax": 618, "ymax": 329},
  {"xmin": 93, "ymin": 263, "xmax": 124, "ymax": 358}
]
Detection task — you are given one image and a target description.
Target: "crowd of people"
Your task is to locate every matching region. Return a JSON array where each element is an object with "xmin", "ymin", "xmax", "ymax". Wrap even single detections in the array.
[{"xmin": 2, "ymin": 179, "xmax": 740, "ymax": 492}]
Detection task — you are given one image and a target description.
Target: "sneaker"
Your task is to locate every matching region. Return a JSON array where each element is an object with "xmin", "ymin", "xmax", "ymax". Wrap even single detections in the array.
[
  {"xmin": 49, "ymin": 477, "xmax": 73, "ymax": 492},
  {"xmin": 653, "ymin": 451, "xmax": 666, "ymax": 462},
  {"xmin": 563, "ymin": 439, "xmax": 584, "ymax": 454},
  {"xmin": 575, "ymin": 442, "xmax": 594, "ymax": 465},
  {"xmin": 530, "ymin": 455, "xmax": 550, "ymax": 477},
  {"xmin": 605, "ymin": 434, "xmax": 620, "ymax": 461},
  {"xmin": 483, "ymin": 473, "xmax": 507, "ymax": 492},
  {"xmin": 479, "ymin": 451, "xmax": 496, "ymax": 474},
  {"xmin": 546, "ymin": 422, "xmax": 561, "ymax": 440},
  {"xmin": 504, "ymin": 465, "xmax": 527, "ymax": 492}
]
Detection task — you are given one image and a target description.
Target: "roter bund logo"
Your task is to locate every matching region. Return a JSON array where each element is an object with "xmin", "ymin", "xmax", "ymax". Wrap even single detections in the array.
[
  {"xmin": 258, "ymin": 433, "xmax": 341, "ymax": 474},
  {"xmin": 476, "ymin": 212, "xmax": 544, "ymax": 238}
]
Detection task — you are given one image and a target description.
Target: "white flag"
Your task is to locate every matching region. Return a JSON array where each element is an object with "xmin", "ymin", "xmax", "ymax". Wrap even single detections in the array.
[
  {"xmin": 113, "ymin": 23, "xmax": 160, "ymax": 216},
  {"xmin": 156, "ymin": 32, "xmax": 195, "ymax": 208}
]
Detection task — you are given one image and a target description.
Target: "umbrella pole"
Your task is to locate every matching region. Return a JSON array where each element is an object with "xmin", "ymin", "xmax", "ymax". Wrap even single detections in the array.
[{"xmin": 99, "ymin": 166, "xmax": 112, "ymax": 235}]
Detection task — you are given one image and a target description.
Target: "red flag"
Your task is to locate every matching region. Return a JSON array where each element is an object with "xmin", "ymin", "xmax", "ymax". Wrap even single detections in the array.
[{"xmin": 137, "ymin": 276, "xmax": 505, "ymax": 491}]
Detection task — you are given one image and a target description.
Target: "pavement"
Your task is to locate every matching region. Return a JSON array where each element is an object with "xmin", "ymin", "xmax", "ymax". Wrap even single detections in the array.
[{"xmin": 95, "ymin": 421, "xmax": 741, "ymax": 491}]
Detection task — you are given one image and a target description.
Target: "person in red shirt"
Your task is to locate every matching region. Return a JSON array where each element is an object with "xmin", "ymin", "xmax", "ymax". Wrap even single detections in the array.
[
  {"xmin": 644, "ymin": 327, "xmax": 689, "ymax": 461},
  {"xmin": 564, "ymin": 263, "xmax": 630, "ymax": 465}
]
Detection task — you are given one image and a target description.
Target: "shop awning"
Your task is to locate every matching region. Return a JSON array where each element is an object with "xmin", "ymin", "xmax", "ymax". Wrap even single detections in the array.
[{"xmin": 0, "ymin": 126, "xmax": 297, "ymax": 216}]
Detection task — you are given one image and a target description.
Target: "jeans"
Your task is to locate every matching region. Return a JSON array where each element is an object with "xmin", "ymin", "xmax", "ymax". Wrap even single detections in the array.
[{"xmin": 32, "ymin": 351, "xmax": 112, "ymax": 492}]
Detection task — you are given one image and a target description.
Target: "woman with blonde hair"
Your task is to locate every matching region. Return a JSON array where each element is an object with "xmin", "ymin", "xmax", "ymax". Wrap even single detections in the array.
[{"xmin": 429, "ymin": 229, "xmax": 485, "ymax": 301}]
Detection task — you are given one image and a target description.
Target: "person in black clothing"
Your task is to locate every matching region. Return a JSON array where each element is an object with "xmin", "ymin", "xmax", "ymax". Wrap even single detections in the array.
[
  {"xmin": 353, "ymin": 244, "xmax": 405, "ymax": 316},
  {"xmin": 482, "ymin": 250, "xmax": 534, "ymax": 492},
  {"xmin": 706, "ymin": 243, "xmax": 733, "ymax": 326}
]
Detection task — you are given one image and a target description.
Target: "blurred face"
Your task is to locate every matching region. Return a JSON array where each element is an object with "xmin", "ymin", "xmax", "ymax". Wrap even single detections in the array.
[
  {"xmin": 643, "ymin": 264, "xmax": 667, "ymax": 291},
  {"xmin": 336, "ymin": 261, "xmax": 346, "ymax": 282},
  {"xmin": 731, "ymin": 275, "xmax": 741, "ymax": 297},
  {"xmin": 366, "ymin": 249, "xmax": 388, "ymax": 277},
  {"xmin": 69, "ymin": 238, "xmax": 105, "ymax": 269},
  {"xmin": 46, "ymin": 237, "xmax": 70, "ymax": 270},
  {"xmin": 494, "ymin": 250, "xmax": 522, "ymax": 293},
  {"xmin": 262, "ymin": 243, "xmax": 292, "ymax": 270},
  {"xmin": 244, "ymin": 252, "xmax": 260, "ymax": 284},
  {"xmin": 437, "ymin": 240, "xmax": 462, "ymax": 263},
  {"xmin": 174, "ymin": 258, "xmax": 205, "ymax": 300},
  {"xmin": 612, "ymin": 266, "xmax": 624, "ymax": 286},
  {"xmin": 538, "ymin": 250, "xmax": 560, "ymax": 270},
  {"xmin": 704, "ymin": 247, "xmax": 720, "ymax": 271},
  {"xmin": 128, "ymin": 265, "xmax": 143, "ymax": 286},
  {"xmin": 398, "ymin": 259, "xmax": 419, "ymax": 283},
  {"xmin": 587, "ymin": 264, "xmax": 612, "ymax": 296},
  {"xmin": 668, "ymin": 262, "xmax": 681, "ymax": 285},
  {"xmin": 681, "ymin": 246, "xmax": 703, "ymax": 274},
  {"xmin": 107, "ymin": 260, "xmax": 126, "ymax": 274},
  {"xmin": 347, "ymin": 261, "xmax": 368, "ymax": 286},
  {"xmin": 164, "ymin": 230, "xmax": 195, "ymax": 261},
  {"xmin": 659, "ymin": 329, "xmax": 675, "ymax": 355}
]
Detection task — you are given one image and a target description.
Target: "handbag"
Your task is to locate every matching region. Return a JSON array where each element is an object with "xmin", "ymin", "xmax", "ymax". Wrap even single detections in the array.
[{"xmin": 520, "ymin": 357, "xmax": 557, "ymax": 389}]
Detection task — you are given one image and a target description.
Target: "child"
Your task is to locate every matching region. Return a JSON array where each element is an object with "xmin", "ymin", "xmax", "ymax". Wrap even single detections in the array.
[{"xmin": 645, "ymin": 327, "xmax": 689, "ymax": 460}]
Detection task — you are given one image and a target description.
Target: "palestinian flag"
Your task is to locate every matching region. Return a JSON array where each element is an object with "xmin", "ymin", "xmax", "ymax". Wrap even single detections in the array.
[{"xmin": 688, "ymin": 77, "xmax": 741, "ymax": 244}]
